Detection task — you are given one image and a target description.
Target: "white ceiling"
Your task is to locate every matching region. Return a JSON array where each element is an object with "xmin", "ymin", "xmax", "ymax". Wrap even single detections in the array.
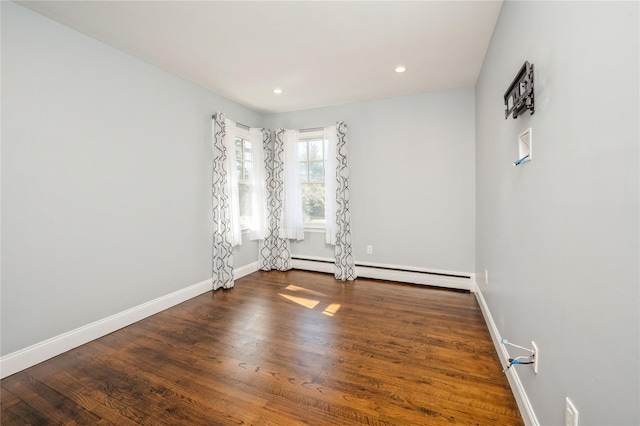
[{"xmin": 16, "ymin": 1, "xmax": 503, "ymax": 114}]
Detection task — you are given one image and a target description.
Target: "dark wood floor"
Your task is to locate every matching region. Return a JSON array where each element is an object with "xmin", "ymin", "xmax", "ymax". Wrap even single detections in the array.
[{"xmin": 1, "ymin": 270, "xmax": 523, "ymax": 425}]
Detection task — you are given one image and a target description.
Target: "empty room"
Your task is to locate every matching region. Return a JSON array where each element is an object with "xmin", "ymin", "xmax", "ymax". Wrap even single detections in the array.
[{"xmin": 1, "ymin": 1, "xmax": 638, "ymax": 425}]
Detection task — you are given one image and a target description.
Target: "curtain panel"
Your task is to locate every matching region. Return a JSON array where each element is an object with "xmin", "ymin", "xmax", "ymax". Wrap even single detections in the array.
[
  {"xmin": 328, "ymin": 122, "xmax": 356, "ymax": 281},
  {"xmin": 211, "ymin": 113, "xmax": 235, "ymax": 290},
  {"xmin": 224, "ymin": 118, "xmax": 242, "ymax": 247},
  {"xmin": 248, "ymin": 128, "xmax": 270, "ymax": 241},
  {"xmin": 259, "ymin": 128, "xmax": 294, "ymax": 271},
  {"xmin": 280, "ymin": 129, "xmax": 305, "ymax": 240},
  {"xmin": 214, "ymin": 117, "xmax": 356, "ymax": 282}
]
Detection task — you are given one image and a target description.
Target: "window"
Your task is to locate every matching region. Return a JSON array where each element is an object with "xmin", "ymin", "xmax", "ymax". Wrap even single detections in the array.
[
  {"xmin": 235, "ymin": 135, "xmax": 253, "ymax": 230},
  {"xmin": 298, "ymin": 132, "xmax": 327, "ymax": 226}
]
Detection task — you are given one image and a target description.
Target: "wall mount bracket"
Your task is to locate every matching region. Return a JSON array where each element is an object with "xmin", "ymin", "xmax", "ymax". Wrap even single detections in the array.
[{"xmin": 504, "ymin": 61, "xmax": 534, "ymax": 119}]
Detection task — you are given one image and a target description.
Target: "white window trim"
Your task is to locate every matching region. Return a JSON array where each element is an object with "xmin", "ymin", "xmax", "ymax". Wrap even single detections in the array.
[
  {"xmin": 298, "ymin": 129, "xmax": 324, "ymax": 141},
  {"xmin": 298, "ymin": 130, "xmax": 328, "ymax": 228},
  {"xmin": 304, "ymin": 225, "xmax": 326, "ymax": 233}
]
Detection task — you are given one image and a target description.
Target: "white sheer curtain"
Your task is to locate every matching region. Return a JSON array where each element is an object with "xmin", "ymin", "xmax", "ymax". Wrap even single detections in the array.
[
  {"xmin": 324, "ymin": 125, "xmax": 338, "ymax": 245},
  {"xmin": 248, "ymin": 127, "xmax": 268, "ymax": 241},
  {"xmin": 280, "ymin": 129, "xmax": 304, "ymax": 241},
  {"xmin": 223, "ymin": 118, "xmax": 242, "ymax": 247}
]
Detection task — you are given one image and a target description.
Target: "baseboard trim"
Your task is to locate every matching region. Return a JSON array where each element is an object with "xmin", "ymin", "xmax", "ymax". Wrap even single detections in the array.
[
  {"xmin": 291, "ymin": 256, "xmax": 473, "ymax": 291},
  {"xmin": 0, "ymin": 262, "xmax": 260, "ymax": 379},
  {"xmin": 473, "ymin": 281, "xmax": 539, "ymax": 426},
  {"xmin": 235, "ymin": 261, "xmax": 259, "ymax": 279}
]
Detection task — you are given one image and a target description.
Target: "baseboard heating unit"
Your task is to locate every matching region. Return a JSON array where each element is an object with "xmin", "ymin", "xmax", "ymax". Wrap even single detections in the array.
[{"xmin": 290, "ymin": 256, "xmax": 473, "ymax": 291}]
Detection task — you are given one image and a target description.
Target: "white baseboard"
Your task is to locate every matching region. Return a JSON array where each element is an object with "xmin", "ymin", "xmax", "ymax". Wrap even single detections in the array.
[
  {"xmin": 292, "ymin": 256, "xmax": 473, "ymax": 291},
  {"xmin": 235, "ymin": 261, "xmax": 259, "ymax": 279},
  {"xmin": 0, "ymin": 262, "xmax": 260, "ymax": 379},
  {"xmin": 473, "ymin": 281, "xmax": 539, "ymax": 426}
]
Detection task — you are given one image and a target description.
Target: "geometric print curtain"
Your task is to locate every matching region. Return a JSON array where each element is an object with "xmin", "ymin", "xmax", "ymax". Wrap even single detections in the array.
[
  {"xmin": 332, "ymin": 122, "xmax": 357, "ymax": 281},
  {"xmin": 259, "ymin": 128, "xmax": 293, "ymax": 271},
  {"xmin": 211, "ymin": 112, "xmax": 235, "ymax": 290}
]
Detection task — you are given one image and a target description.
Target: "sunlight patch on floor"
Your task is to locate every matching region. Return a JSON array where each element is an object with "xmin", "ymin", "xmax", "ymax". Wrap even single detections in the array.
[
  {"xmin": 279, "ymin": 285, "xmax": 341, "ymax": 316},
  {"xmin": 279, "ymin": 293, "xmax": 320, "ymax": 309},
  {"xmin": 322, "ymin": 303, "xmax": 341, "ymax": 317},
  {"xmin": 285, "ymin": 284, "xmax": 326, "ymax": 297}
]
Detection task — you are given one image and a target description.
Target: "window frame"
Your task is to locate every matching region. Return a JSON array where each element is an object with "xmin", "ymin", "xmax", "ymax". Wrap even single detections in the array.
[{"xmin": 298, "ymin": 130, "xmax": 327, "ymax": 229}]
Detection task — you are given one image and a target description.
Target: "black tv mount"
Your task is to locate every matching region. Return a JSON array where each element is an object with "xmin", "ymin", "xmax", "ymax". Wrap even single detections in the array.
[{"xmin": 504, "ymin": 61, "xmax": 534, "ymax": 119}]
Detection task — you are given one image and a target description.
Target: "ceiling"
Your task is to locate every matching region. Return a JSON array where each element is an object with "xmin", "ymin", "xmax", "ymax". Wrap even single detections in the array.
[{"xmin": 16, "ymin": 1, "xmax": 503, "ymax": 114}]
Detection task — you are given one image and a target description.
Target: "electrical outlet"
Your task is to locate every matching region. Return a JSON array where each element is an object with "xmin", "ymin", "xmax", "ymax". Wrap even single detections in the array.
[
  {"xmin": 531, "ymin": 341, "xmax": 539, "ymax": 374},
  {"xmin": 485, "ymin": 269, "xmax": 489, "ymax": 285},
  {"xmin": 366, "ymin": 245, "xmax": 373, "ymax": 255},
  {"xmin": 565, "ymin": 397, "xmax": 579, "ymax": 426}
]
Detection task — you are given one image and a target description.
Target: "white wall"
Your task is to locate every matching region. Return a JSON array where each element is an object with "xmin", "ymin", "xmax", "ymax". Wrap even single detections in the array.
[
  {"xmin": 475, "ymin": 1, "xmax": 639, "ymax": 425},
  {"xmin": 1, "ymin": 2, "xmax": 261, "ymax": 356},
  {"xmin": 265, "ymin": 88, "xmax": 476, "ymax": 274}
]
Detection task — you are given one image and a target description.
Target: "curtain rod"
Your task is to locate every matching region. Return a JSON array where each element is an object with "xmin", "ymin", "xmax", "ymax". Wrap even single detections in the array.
[
  {"xmin": 212, "ymin": 115, "xmax": 322, "ymax": 133},
  {"xmin": 211, "ymin": 114, "xmax": 251, "ymax": 131}
]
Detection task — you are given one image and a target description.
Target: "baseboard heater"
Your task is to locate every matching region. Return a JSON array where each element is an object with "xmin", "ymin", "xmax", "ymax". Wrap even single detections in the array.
[
  {"xmin": 290, "ymin": 256, "xmax": 473, "ymax": 291},
  {"xmin": 355, "ymin": 263, "xmax": 470, "ymax": 279}
]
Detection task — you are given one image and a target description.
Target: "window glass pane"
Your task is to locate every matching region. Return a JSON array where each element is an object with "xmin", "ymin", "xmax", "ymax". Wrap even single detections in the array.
[
  {"xmin": 298, "ymin": 138, "xmax": 326, "ymax": 225},
  {"xmin": 299, "ymin": 162, "xmax": 308, "ymax": 182},
  {"xmin": 236, "ymin": 136, "xmax": 253, "ymax": 229},
  {"xmin": 244, "ymin": 161, "xmax": 253, "ymax": 181},
  {"xmin": 301, "ymin": 183, "xmax": 325, "ymax": 224},
  {"xmin": 238, "ymin": 182, "xmax": 251, "ymax": 227},
  {"xmin": 298, "ymin": 141, "xmax": 308, "ymax": 162},
  {"xmin": 309, "ymin": 140, "xmax": 323, "ymax": 161},
  {"xmin": 309, "ymin": 161, "xmax": 324, "ymax": 182}
]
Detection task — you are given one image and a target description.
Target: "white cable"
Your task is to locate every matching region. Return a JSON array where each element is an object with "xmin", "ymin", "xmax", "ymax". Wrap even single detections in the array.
[{"xmin": 501, "ymin": 339, "xmax": 535, "ymax": 353}]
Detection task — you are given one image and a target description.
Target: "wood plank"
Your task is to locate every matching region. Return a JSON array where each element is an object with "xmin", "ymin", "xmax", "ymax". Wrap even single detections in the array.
[{"xmin": 1, "ymin": 270, "xmax": 523, "ymax": 425}]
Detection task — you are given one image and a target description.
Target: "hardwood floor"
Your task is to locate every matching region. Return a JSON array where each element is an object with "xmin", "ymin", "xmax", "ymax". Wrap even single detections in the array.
[{"xmin": 1, "ymin": 270, "xmax": 523, "ymax": 425}]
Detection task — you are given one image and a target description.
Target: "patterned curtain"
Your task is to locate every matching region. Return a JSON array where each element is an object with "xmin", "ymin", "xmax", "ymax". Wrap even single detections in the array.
[
  {"xmin": 211, "ymin": 113, "xmax": 235, "ymax": 289},
  {"xmin": 333, "ymin": 122, "xmax": 356, "ymax": 281},
  {"xmin": 259, "ymin": 128, "xmax": 293, "ymax": 271}
]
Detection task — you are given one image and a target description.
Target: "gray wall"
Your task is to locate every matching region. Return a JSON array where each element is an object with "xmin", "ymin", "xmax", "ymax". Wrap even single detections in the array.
[
  {"xmin": 5, "ymin": 3, "xmax": 637, "ymax": 424},
  {"xmin": 265, "ymin": 88, "xmax": 476, "ymax": 273},
  {"xmin": 475, "ymin": 1, "xmax": 639, "ymax": 425},
  {"xmin": 1, "ymin": 2, "xmax": 261, "ymax": 356}
]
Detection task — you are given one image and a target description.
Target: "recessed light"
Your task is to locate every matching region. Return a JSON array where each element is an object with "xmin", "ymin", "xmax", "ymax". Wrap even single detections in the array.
[
  {"xmin": 273, "ymin": 88, "xmax": 283, "ymax": 94},
  {"xmin": 395, "ymin": 66, "xmax": 407, "ymax": 73}
]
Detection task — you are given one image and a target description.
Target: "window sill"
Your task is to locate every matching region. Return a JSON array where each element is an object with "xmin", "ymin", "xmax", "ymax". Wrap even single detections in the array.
[
  {"xmin": 304, "ymin": 226, "xmax": 326, "ymax": 234},
  {"xmin": 241, "ymin": 227, "xmax": 324, "ymax": 235}
]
